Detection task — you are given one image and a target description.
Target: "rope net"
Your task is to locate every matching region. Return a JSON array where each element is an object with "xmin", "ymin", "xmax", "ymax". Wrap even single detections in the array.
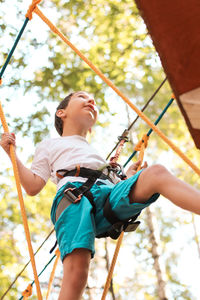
[
  {"xmin": 1, "ymin": 0, "xmax": 200, "ymax": 298},
  {"xmin": 33, "ymin": 6, "xmax": 200, "ymax": 177}
]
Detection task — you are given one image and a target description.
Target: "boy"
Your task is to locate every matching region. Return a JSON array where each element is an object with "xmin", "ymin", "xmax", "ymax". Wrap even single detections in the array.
[{"xmin": 1, "ymin": 90, "xmax": 200, "ymax": 300}]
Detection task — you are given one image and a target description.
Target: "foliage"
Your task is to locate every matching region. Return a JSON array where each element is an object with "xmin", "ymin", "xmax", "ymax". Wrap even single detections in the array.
[{"xmin": 0, "ymin": 0, "xmax": 199, "ymax": 299}]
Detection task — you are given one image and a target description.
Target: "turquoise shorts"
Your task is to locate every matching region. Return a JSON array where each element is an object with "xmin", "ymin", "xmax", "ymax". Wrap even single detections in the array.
[{"xmin": 50, "ymin": 169, "xmax": 159, "ymax": 261}]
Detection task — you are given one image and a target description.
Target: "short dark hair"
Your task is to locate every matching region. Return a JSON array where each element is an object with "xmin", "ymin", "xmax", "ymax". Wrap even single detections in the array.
[{"xmin": 55, "ymin": 92, "xmax": 74, "ymax": 136}]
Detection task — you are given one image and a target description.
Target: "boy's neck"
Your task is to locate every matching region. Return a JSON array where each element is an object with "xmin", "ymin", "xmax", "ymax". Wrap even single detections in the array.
[{"xmin": 62, "ymin": 124, "xmax": 88, "ymax": 138}]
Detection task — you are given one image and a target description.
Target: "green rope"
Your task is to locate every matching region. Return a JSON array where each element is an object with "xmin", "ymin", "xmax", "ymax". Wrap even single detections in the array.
[
  {"xmin": 106, "ymin": 77, "xmax": 167, "ymax": 160},
  {"xmin": 1, "ymin": 229, "xmax": 54, "ymax": 300},
  {"xmin": 19, "ymin": 253, "xmax": 56, "ymax": 300},
  {"xmin": 0, "ymin": 18, "xmax": 29, "ymax": 81},
  {"xmin": 123, "ymin": 97, "xmax": 174, "ymax": 168}
]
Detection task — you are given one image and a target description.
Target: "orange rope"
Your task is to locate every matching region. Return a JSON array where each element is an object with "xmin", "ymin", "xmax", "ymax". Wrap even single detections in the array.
[
  {"xmin": 102, "ymin": 147, "xmax": 144, "ymax": 299},
  {"xmin": 101, "ymin": 232, "xmax": 124, "ymax": 300},
  {"xmin": 33, "ymin": 7, "xmax": 200, "ymax": 177},
  {"xmin": 134, "ymin": 134, "xmax": 149, "ymax": 171},
  {"xmin": 46, "ymin": 249, "xmax": 60, "ymax": 300},
  {"xmin": 22, "ymin": 284, "xmax": 32, "ymax": 299},
  {"xmin": 25, "ymin": 0, "xmax": 43, "ymax": 20},
  {"xmin": 0, "ymin": 101, "xmax": 42, "ymax": 299}
]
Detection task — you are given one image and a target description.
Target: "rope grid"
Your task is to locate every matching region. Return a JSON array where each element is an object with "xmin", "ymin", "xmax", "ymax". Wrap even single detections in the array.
[
  {"xmin": 106, "ymin": 76, "xmax": 167, "ymax": 160},
  {"xmin": 101, "ymin": 96, "xmax": 174, "ymax": 298},
  {"xmin": 33, "ymin": 6, "xmax": 200, "ymax": 176},
  {"xmin": 1, "ymin": 229, "xmax": 54, "ymax": 299},
  {"xmin": 0, "ymin": 0, "xmax": 199, "ymax": 298},
  {"xmin": 18, "ymin": 251, "xmax": 58, "ymax": 300}
]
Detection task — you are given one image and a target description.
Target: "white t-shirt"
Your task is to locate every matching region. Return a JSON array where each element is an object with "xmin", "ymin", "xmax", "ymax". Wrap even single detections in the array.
[{"xmin": 31, "ymin": 135, "xmax": 119, "ymax": 190}]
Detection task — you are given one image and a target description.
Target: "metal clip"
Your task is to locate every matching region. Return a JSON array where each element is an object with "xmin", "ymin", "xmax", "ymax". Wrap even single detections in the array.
[
  {"xmin": 64, "ymin": 188, "xmax": 82, "ymax": 203},
  {"xmin": 124, "ymin": 221, "xmax": 140, "ymax": 232}
]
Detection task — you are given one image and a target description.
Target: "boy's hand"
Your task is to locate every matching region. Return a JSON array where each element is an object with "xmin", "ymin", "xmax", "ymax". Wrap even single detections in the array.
[
  {"xmin": 126, "ymin": 159, "xmax": 148, "ymax": 178},
  {"xmin": 0, "ymin": 133, "xmax": 46, "ymax": 195},
  {"xmin": 0, "ymin": 132, "xmax": 16, "ymax": 156}
]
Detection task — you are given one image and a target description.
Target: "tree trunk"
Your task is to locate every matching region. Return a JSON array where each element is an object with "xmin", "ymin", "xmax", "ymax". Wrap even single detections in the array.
[
  {"xmin": 86, "ymin": 285, "xmax": 93, "ymax": 300},
  {"xmin": 191, "ymin": 213, "xmax": 200, "ymax": 259},
  {"xmin": 146, "ymin": 207, "xmax": 168, "ymax": 300},
  {"xmin": 125, "ymin": 104, "xmax": 138, "ymax": 146}
]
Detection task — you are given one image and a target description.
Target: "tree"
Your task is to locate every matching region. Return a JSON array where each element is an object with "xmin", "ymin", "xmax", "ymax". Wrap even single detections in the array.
[{"xmin": 0, "ymin": 0, "xmax": 199, "ymax": 298}]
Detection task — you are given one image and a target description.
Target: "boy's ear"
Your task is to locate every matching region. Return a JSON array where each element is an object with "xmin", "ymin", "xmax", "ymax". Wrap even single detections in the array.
[
  {"xmin": 89, "ymin": 128, "xmax": 92, "ymax": 133},
  {"xmin": 56, "ymin": 109, "xmax": 65, "ymax": 118}
]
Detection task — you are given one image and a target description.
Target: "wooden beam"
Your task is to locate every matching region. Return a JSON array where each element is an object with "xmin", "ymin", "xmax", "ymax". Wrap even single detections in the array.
[{"xmin": 135, "ymin": 0, "xmax": 200, "ymax": 148}]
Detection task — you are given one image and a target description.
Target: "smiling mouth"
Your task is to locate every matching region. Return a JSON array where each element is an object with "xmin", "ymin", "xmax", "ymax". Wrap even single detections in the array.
[
  {"xmin": 84, "ymin": 106, "xmax": 96, "ymax": 119},
  {"xmin": 84, "ymin": 105, "xmax": 95, "ymax": 112}
]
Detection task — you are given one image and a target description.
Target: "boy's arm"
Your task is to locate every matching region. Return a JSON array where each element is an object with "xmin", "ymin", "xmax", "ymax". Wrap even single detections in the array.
[
  {"xmin": 15, "ymin": 156, "xmax": 46, "ymax": 195},
  {"xmin": 0, "ymin": 133, "xmax": 46, "ymax": 196}
]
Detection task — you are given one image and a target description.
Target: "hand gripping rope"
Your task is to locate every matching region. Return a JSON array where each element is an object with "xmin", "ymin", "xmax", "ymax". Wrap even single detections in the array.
[
  {"xmin": 0, "ymin": 101, "xmax": 42, "ymax": 300},
  {"xmin": 0, "ymin": 1, "xmax": 43, "ymax": 299}
]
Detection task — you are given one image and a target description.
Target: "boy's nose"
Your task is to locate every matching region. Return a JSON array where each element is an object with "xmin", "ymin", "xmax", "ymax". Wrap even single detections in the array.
[{"xmin": 88, "ymin": 98, "xmax": 95, "ymax": 105}]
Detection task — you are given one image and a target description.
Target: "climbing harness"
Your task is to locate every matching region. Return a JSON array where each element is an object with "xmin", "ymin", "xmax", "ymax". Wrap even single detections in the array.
[
  {"xmin": 53, "ymin": 127, "xmax": 140, "ymax": 242},
  {"xmin": 54, "ymin": 165, "xmax": 134, "ymax": 234},
  {"xmin": 52, "ymin": 128, "xmax": 140, "ymax": 246},
  {"xmin": 55, "ymin": 167, "xmax": 113, "ymax": 218},
  {"xmin": 96, "ymin": 199, "xmax": 140, "ymax": 240}
]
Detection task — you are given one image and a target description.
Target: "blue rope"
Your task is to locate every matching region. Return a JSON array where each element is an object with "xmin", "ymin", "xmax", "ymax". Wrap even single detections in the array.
[
  {"xmin": 123, "ymin": 97, "xmax": 174, "ymax": 168},
  {"xmin": 0, "ymin": 18, "xmax": 29, "ymax": 80},
  {"xmin": 19, "ymin": 254, "xmax": 56, "ymax": 300}
]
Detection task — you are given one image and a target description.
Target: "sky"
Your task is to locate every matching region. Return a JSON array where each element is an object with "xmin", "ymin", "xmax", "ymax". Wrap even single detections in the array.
[{"xmin": 1, "ymin": 0, "xmax": 200, "ymax": 299}]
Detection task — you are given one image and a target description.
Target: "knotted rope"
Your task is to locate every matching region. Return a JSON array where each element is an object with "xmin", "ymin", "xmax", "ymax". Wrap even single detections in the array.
[
  {"xmin": 134, "ymin": 134, "xmax": 149, "ymax": 171},
  {"xmin": 22, "ymin": 284, "xmax": 32, "ymax": 299},
  {"xmin": 26, "ymin": 0, "xmax": 43, "ymax": 20}
]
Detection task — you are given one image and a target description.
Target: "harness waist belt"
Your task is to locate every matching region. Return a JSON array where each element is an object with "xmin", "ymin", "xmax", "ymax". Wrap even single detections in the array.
[{"xmin": 56, "ymin": 167, "xmax": 114, "ymax": 183}]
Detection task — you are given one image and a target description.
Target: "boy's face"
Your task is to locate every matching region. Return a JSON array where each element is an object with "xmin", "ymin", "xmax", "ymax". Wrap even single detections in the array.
[{"xmin": 61, "ymin": 91, "xmax": 98, "ymax": 129}]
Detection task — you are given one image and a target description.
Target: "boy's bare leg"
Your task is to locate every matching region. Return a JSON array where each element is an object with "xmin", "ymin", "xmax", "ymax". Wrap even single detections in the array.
[
  {"xmin": 58, "ymin": 248, "xmax": 91, "ymax": 300},
  {"xmin": 129, "ymin": 164, "xmax": 200, "ymax": 215}
]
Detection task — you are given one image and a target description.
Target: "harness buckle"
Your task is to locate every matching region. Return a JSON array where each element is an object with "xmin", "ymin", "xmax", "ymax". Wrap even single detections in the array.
[
  {"xmin": 64, "ymin": 188, "xmax": 82, "ymax": 203},
  {"xmin": 124, "ymin": 221, "xmax": 140, "ymax": 232}
]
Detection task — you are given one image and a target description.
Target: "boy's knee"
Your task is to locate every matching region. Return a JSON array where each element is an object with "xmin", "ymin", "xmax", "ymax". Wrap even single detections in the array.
[
  {"xmin": 62, "ymin": 250, "xmax": 90, "ymax": 291},
  {"xmin": 146, "ymin": 164, "xmax": 170, "ymax": 187},
  {"xmin": 147, "ymin": 164, "xmax": 168, "ymax": 176},
  {"xmin": 71, "ymin": 267, "xmax": 88, "ymax": 290},
  {"xmin": 63, "ymin": 264, "xmax": 89, "ymax": 291}
]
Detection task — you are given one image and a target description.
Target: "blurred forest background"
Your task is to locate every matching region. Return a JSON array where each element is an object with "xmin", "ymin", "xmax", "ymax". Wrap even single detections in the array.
[{"xmin": 0, "ymin": 0, "xmax": 200, "ymax": 299}]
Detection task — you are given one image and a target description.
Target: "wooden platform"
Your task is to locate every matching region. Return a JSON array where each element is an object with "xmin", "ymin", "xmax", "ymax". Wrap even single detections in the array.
[{"xmin": 135, "ymin": 0, "xmax": 200, "ymax": 148}]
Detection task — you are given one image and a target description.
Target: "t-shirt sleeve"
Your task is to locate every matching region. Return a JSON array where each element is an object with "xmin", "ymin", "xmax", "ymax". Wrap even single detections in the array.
[{"xmin": 31, "ymin": 140, "xmax": 51, "ymax": 183}]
